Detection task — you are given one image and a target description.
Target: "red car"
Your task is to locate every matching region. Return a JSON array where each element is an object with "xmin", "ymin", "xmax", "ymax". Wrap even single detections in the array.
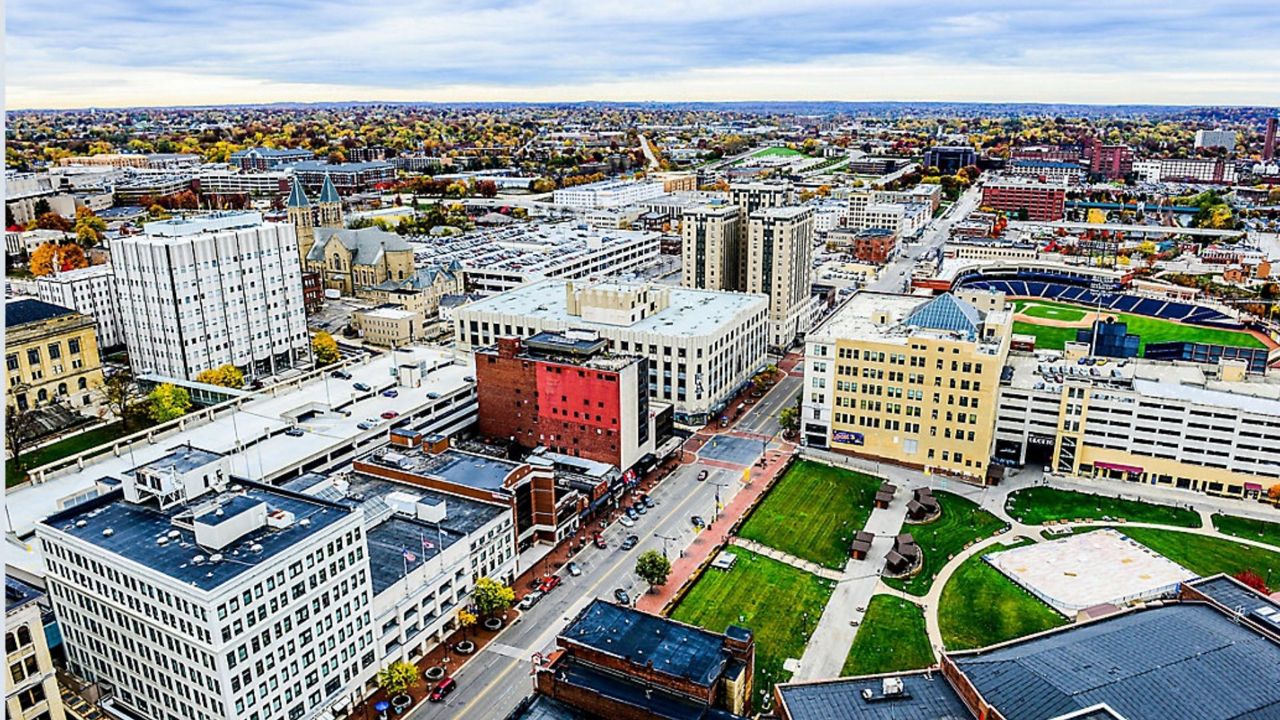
[
  {"xmin": 381, "ymin": 410, "xmax": 399, "ymax": 419},
  {"xmin": 593, "ymin": 533, "xmax": 608, "ymax": 549},
  {"xmin": 539, "ymin": 575, "xmax": 562, "ymax": 593},
  {"xmin": 428, "ymin": 677, "xmax": 456, "ymax": 702}
]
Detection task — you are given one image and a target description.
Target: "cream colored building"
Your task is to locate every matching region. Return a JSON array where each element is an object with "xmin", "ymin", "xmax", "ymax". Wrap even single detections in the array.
[
  {"xmin": 746, "ymin": 206, "xmax": 815, "ymax": 350},
  {"xmin": 6, "ymin": 575, "xmax": 66, "ymax": 720},
  {"xmin": 354, "ymin": 305, "xmax": 420, "ymax": 347},
  {"xmin": 804, "ymin": 292, "xmax": 1012, "ymax": 481},
  {"xmin": 5, "ymin": 298, "xmax": 104, "ymax": 414},
  {"xmin": 681, "ymin": 204, "xmax": 741, "ymax": 291}
]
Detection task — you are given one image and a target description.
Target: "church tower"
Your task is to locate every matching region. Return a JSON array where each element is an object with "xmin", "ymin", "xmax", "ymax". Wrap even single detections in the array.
[
  {"xmin": 287, "ymin": 176, "xmax": 316, "ymax": 261},
  {"xmin": 315, "ymin": 173, "xmax": 344, "ymax": 229}
]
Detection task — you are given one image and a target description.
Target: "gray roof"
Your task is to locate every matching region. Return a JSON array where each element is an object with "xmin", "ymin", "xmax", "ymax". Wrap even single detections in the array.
[
  {"xmin": 287, "ymin": 175, "xmax": 310, "ymax": 208},
  {"xmin": 318, "ymin": 173, "xmax": 341, "ymax": 203},
  {"xmin": 953, "ymin": 604, "xmax": 1280, "ymax": 720},
  {"xmin": 308, "ymin": 226, "xmax": 412, "ymax": 265},
  {"xmin": 904, "ymin": 294, "xmax": 984, "ymax": 340},
  {"xmin": 776, "ymin": 673, "xmax": 970, "ymax": 720}
]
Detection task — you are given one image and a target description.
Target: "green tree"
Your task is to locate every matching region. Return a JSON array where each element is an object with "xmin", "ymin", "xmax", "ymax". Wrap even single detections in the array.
[
  {"xmin": 471, "ymin": 577, "xmax": 515, "ymax": 617},
  {"xmin": 102, "ymin": 370, "xmax": 145, "ymax": 431},
  {"xmin": 635, "ymin": 550, "xmax": 672, "ymax": 590},
  {"xmin": 195, "ymin": 364, "xmax": 244, "ymax": 389},
  {"xmin": 147, "ymin": 384, "xmax": 192, "ymax": 424},
  {"xmin": 312, "ymin": 331, "xmax": 340, "ymax": 366},
  {"xmin": 779, "ymin": 405, "xmax": 800, "ymax": 433},
  {"xmin": 376, "ymin": 660, "xmax": 418, "ymax": 697}
]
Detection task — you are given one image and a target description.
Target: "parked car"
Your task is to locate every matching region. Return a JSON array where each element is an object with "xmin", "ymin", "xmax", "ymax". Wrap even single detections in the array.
[
  {"xmin": 284, "ymin": 427, "xmax": 305, "ymax": 437},
  {"xmin": 697, "ymin": 470, "xmax": 709, "ymax": 481},
  {"xmin": 593, "ymin": 534, "xmax": 608, "ymax": 549},
  {"xmin": 381, "ymin": 388, "xmax": 399, "ymax": 398},
  {"xmin": 566, "ymin": 562, "xmax": 582, "ymax": 577},
  {"xmin": 463, "ymin": 376, "xmax": 475, "ymax": 383},
  {"xmin": 641, "ymin": 496, "xmax": 655, "ymax": 508},
  {"xmin": 381, "ymin": 410, "xmax": 399, "ymax": 419},
  {"xmin": 518, "ymin": 591, "xmax": 544, "ymax": 610},
  {"xmin": 613, "ymin": 589, "xmax": 631, "ymax": 605},
  {"xmin": 691, "ymin": 515, "xmax": 706, "ymax": 529},
  {"xmin": 426, "ymin": 391, "xmax": 441, "ymax": 399},
  {"xmin": 357, "ymin": 419, "xmax": 377, "ymax": 431},
  {"xmin": 353, "ymin": 382, "xmax": 372, "ymax": 392},
  {"xmin": 620, "ymin": 535, "xmax": 639, "ymax": 550},
  {"xmin": 539, "ymin": 575, "xmax": 562, "ymax": 593},
  {"xmin": 618, "ymin": 516, "xmax": 635, "ymax": 528},
  {"xmin": 330, "ymin": 370, "xmax": 352, "ymax": 380},
  {"xmin": 634, "ymin": 504, "xmax": 648, "ymax": 515},
  {"xmin": 625, "ymin": 507, "xmax": 639, "ymax": 520},
  {"xmin": 428, "ymin": 678, "xmax": 457, "ymax": 703}
]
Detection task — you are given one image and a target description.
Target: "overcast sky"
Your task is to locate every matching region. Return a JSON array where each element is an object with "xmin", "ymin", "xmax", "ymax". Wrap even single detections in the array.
[{"xmin": 6, "ymin": 0, "xmax": 1279, "ymax": 109}]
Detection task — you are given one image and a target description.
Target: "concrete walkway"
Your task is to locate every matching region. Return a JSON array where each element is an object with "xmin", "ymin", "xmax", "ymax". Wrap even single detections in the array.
[
  {"xmin": 729, "ymin": 538, "xmax": 844, "ymax": 581},
  {"xmin": 791, "ymin": 492, "xmax": 911, "ymax": 681}
]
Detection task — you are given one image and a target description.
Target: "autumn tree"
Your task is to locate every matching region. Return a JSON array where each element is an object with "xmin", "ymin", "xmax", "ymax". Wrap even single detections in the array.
[
  {"xmin": 1235, "ymin": 570, "xmax": 1269, "ymax": 594},
  {"xmin": 471, "ymin": 577, "xmax": 515, "ymax": 617},
  {"xmin": 29, "ymin": 242, "xmax": 88, "ymax": 276},
  {"xmin": 5, "ymin": 404, "xmax": 43, "ymax": 480},
  {"xmin": 102, "ymin": 370, "xmax": 145, "ymax": 431},
  {"xmin": 74, "ymin": 207, "xmax": 107, "ymax": 246},
  {"xmin": 376, "ymin": 660, "xmax": 418, "ymax": 698},
  {"xmin": 456, "ymin": 609, "xmax": 478, "ymax": 639},
  {"xmin": 147, "ymin": 383, "xmax": 192, "ymax": 423},
  {"xmin": 312, "ymin": 331, "xmax": 340, "ymax": 366},
  {"xmin": 35, "ymin": 212, "xmax": 72, "ymax": 232},
  {"xmin": 195, "ymin": 364, "xmax": 245, "ymax": 389}
]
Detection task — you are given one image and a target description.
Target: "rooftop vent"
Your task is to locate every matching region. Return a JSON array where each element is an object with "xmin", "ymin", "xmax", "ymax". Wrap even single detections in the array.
[
  {"xmin": 192, "ymin": 555, "xmax": 206, "ymax": 565},
  {"xmin": 75, "ymin": 520, "xmax": 87, "ymax": 528},
  {"xmin": 209, "ymin": 553, "xmax": 224, "ymax": 563},
  {"xmin": 250, "ymin": 543, "xmax": 264, "ymax": 554},
  {"xmin": 157, "ymin": 537, "xmax": 169, "ymax": 546},
  {"xmin": 102, "ymin": 528, "xmax": 114, "ymax": 537}
]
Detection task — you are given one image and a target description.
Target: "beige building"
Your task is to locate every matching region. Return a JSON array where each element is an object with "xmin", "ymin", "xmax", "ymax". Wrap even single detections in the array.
[
  {"xmin": 804, "ymin": 292, "xmax": 1012, "ymax": 481},
  {"xmin": 681, "ymin": 204, "xmax": 741, "ymax": 291},
  {"xmin": 6, "ymin": 575, "xmax": 66, "ymax": 720},
  {"xmin": 354, "ymin": 305, "xmax": 421, "ymax": 347},
  {"xmin": 305, "ymin": 226, "xmax": 415, "ymax": 296},
  {"xmin": 746, "ymin": 206, "xmax": 815, "ymax": 350},
  {"xmin": 5, "ymin": 298, "xmax": 104, "ymax": 414}
]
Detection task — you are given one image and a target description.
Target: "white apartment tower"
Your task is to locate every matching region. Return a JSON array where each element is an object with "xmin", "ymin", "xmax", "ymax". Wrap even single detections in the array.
[
  {"xmin": 110, "ymin": 212, "xmax": 311, "ymax": 381},
  {"xmin": 681, "ymin": 204, "xmax": 741, "ymax": 291},
  {"xmin": 745, "ymin": 206, "xmax": 815, "ymax": 350},
  {"xmin": 36, "ymin": 447, "xmax": 372, "ymax": 720},
  {"xmin": 36, "ymin": 264, "xmax": 124, "ymax": 348}
]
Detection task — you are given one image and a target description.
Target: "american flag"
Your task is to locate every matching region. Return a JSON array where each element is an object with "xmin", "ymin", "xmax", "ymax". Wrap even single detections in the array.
[{"xmin": 402, "ymin": 549, "xmax": 417, "ymax": 563}]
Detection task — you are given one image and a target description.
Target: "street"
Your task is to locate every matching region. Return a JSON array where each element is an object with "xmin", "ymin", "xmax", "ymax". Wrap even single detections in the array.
[
  {"xmin": 867, "ymin": 184, "xmax": 981, "ymax": 293},
  {"xmin": 409, "ymin": 374, "xmax": 798, "ymax": 720}
]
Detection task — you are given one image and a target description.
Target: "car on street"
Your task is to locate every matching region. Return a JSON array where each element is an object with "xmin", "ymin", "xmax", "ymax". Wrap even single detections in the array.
[
  {"xmin": 613, "ymin": 589, "xmax": 631, "ymax": 605},
  {"xmin": 428, "ymin": 677, "xmax": 456, "ymax": 702},
  {"xmin": 618, "ymin": 516, "xmax": 635, "ymax": 528},
  {"xmin": 517, "ymin": 591, "xmax": 544, "ymax": 610},
  {"xmin": 381, "ymin": 389, "xmax": 399, "ymax": 398},
  {"xmin": 566, "ymin": 562, "xmax": 581, "ymax": 577},
  {"xmin": 353, "ymin": 382, "xmax": 372, "ymax": 392},
  {"xmin": 697, "ymin": 470, "xmax": 709, "ymax": 481},
  {"xmin": 538, "ymin": 575, "xmax": 562, "ymax": 593},
  {"xmin": 620, "ymin": 535, "xmax": 639, "ymax": 550},
  {"xmin": 380, "ymin": 410, "xmax": 399, "ymax": 419},
  {"xmin": 284, "ymin": 427, "xmax": 305, "ymax": 437},
  {"xmin": 357, "ymin": 418, "xmax": 378, "ymax": 430},
  {"xmin": 593, "ymin": 534, "xmax": 608, "ymax": 549},
  {"xmin": 330, "ymin": 370, "xmax": 352, "ymax": 380},
  {"xmin": 426, "ymin": 391, "xmax": 441, "ymax": 399},
  {"xmin": 641, "ymin": 495, "xmax": 655, "ymax": 508},
  {"xmin": 691, "ymin": 515, "xmax": 706, "ymax": 529}
]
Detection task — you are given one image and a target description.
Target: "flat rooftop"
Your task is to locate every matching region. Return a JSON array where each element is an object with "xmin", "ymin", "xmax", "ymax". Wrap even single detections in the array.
[
  {"xmin": 408, "ymin": 223, "xmax": 659, "ymax": 276},
  {"xmin": 359, "ymin": 446, "xmax": 521, "ymax": 493},
  {"xmin": 551, "ymin": 659, "xmax": 745, "ymax": 720},
  {"xmin": 776, "ymin": 673, "xmax": 971, "ymax": 720},
  {"xmin": 136, "ymin": 446, "xmax": 224, "ymax": 476},
  {"xmin": 810, "ymin": 291, "xmax": 1008, "ymax": 355},
  {"xmin": 5, "ymin": 575, "xmax": 44, "ymax": 613},
  {"xmin": 460, "ymin": 279, "xmax": 768, "ymax": 339},
  {"xmin": 40, "ymin": 481, "xmax": 354, "ymax": 593}
]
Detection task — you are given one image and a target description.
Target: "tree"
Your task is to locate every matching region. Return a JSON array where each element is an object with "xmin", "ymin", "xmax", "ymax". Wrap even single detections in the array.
[
  {"xmin": 530, "ymin": 177, "xmax": 556, "ymax": 194},
  {"xmin": 102, "ymin": 370, "xmax": 145, "ymax": 430},
  {"xmin": 195, "ymin": 364, "xmax": 245, "ymax": 389},
  {"xmin": 635, "ymin": 550, "xmax": 672, "ymax": 590},
  {"xmin": 32, "ymin": 198, "xmax": 51, "ymax": 217},
  {"xmin": 474, "ymin": 180, "xmax": 498, "ymax": 198},
  {"xmin": 147, "ymin": 383, "xmax": 192, "ymax": 424},
  {"xmin": 1269, "ymin": 484, "xmax": 1280, "ymax": 506},
  {"xmin": 376, "ymin": 660, "xmax": 418, "ymax": 698},
  {"xmin": 456, "ymin": 609, "xmax": 478, "ymax": 639},
  {"xmin": 779, "ymin": 405, "xmax": 800, "ymax": 434},
  {"xmin": 1235, "ymin": 570, "xmax": 1269, "ymax": 594},
  {"xmin": 312, "ymin": 331, "xmax": 340, "ymax": 366},
  {"xmin": 471, "ymin": 577, "xmax": 515, "ymax": 617},
  {"xmin": 29, "ymin": 242, "xmax": 88, "ymax": 276},
  {"xmin": 35, "ymin": 212, "xmax": 73, "ymax": 233},
  {"xmin": 74, "ymin": 207, "xmax": 107, "ymax": 247},
  {"xmin": 5, "ymin": 404, "xmax": 43, "ymax": 478}
]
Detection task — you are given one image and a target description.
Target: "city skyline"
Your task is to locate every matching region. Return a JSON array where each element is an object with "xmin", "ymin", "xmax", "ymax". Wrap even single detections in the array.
[{"xmin": 7, "ymin": 0, "xmax": 1280, "ymax": 110}]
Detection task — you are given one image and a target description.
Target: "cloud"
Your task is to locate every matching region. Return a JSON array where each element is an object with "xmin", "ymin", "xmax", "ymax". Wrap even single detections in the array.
[{"xmin": 6, "ymin": 0, "xmax": 1279, "ymax": 108}]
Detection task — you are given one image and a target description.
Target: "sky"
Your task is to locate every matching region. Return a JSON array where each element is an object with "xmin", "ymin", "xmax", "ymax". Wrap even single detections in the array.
[{"xmin": 6, "ymin": 0, "xmax": 1280, "ymax": 110}]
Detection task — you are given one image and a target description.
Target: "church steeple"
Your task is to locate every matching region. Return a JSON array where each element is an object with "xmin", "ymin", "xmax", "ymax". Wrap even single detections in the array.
[
  {"xmin": 315, "ymin": 172, "xmax": 344, "ymax": 230},
  {"xmin": 287, "ymin": 175, "xmax": 317, "ymax": 261},
  {"xmin": 319, "ymin": 173, "xmax": 341, "ymax": 204}
]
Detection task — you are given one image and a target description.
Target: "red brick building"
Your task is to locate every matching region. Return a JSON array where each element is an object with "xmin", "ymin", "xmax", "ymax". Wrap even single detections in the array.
[
  {"xmin": 1090, "ymin": 144, "xmax": 1135, "ymax": 180},
  {"xmin": 301, "ymin": 271, "xmax": 323, "ymax": 314},
  {"xmin": 852, "ymin": 229, "xmax": 897, "ymax": 265},
  {"xmin": 981, "ymin": 180, "xmax": 1067, "ymax": 221},
  {"xmin": 475, "ymin": 331, "xmax": 654, "ymax": 473}
]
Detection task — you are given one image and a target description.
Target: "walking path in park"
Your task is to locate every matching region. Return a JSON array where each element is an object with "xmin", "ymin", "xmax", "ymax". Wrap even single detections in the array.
[{"xmin": 730, "ymin": 538, "xmax": 844, "ymax": 581}]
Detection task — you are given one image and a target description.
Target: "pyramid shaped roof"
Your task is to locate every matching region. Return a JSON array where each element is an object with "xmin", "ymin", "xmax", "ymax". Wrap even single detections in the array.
[
  {"xmin": 904, "ymin": 293, "xmax": 983, "ymax": 339},
  {"xmin": 286, "ymin": 175, "xmax": 310, "ymax": 208},
  {"xmin": 318, "ymin": 173, "xmax": 341, "ymax": 203}
]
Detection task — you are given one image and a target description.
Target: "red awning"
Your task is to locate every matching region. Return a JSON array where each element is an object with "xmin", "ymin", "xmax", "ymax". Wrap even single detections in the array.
[
  {"xmin": 1095, "ymin": 461, "xmax": 1143, "ymax": 474},
  {"xmin": 1245, "ymin": 483, "xmax": 1263, "ymax": 491}
]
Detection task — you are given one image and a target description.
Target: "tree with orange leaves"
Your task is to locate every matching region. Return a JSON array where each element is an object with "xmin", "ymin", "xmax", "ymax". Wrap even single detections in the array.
[{"xmin": 29, "ymin": 242, "xmax": 88, "ymax": 276}]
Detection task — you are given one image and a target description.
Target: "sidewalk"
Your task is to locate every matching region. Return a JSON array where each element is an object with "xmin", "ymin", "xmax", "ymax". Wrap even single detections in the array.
[{"xmin": 730, "ymin": 537, "xmax": 843, "ymax": 581}]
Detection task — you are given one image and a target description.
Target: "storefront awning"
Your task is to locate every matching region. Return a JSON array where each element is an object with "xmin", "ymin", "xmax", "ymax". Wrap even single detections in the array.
[
  {"xmin": 1095, "ymin": 461, "xmax": 1143, "ymax": 474},
  {"xmin": 1245, "ymin": 483, "xmax": 1263, "ymax": 491}
]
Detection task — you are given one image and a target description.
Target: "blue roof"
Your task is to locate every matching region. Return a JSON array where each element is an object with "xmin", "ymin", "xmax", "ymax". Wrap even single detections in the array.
[
  {"xmin": 777, "ymin": 673, "xmax": 970, "ymax": 720},
  {"xmin": 318, "ymin": 173, "xmax": 341, "ymax": 203},
  {"xmin": 904, "ymin": 294, "xmax": 983, "ymax": 340},
  {"xmin": 287, "ymin": 175, "xmax": 311, "ymax": 208},
  {"xmin": 4, "ymin": 298, "xmax": 76, "ymax": 328},
  {"xmin": 5, "ymin": 575, "xmax": 44, "ymax": 613},
  {"xmin": 561, "ymin": 600, "xmax": 731, "ymax": 688}
]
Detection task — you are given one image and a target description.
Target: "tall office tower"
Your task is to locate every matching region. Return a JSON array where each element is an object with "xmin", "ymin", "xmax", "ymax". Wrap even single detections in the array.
[
  {"xmin": 111, "ymin": 212, "xmax": 311, "ymax": 381},
  {"xmin": 745, "ymin": 206, "xmax": 814, "ymax": 350},
  {"xmin": 681, "ymin": 204, "xmax": 741, "ymax": 291},
  {"xmin": 1265, "ymin": 117, "xmax": 1278, "ymax": 162},
  {"xmin": 729, "ymin": 182, "xmax": 791, "ymax": 288}
]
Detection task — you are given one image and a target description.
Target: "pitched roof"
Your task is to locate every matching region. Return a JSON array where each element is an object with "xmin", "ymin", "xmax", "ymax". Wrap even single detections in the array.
[
  {"xmin": 308, "ymin": 226, "xmax": 412, "ymax": 266},
  {"xmin": 287, "ymin": 175, "xmax": 311, "ymax": 209},
  {"xmin": 4, "ymin": 298, "xmax": 76, "ymax": 328},
  {"xmin": 318, "ymin": 173, "xmax": 341, "ymax": 203},
  {"xmin": 904, "ymin": 293, "xmax": 984, "ymax": 340}
]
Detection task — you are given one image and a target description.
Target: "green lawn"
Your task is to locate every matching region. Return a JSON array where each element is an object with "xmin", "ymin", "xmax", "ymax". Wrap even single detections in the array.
[
  {"xmin": 1010, "ymin": 299, "xmax": 1265, "ymax": 352},
  {"xmin": 842, "ymin": 595, "xmax": 934, "ymax": 676},
  {"xmin": 671, "ymin": 546, "xmax": 833, "ymax": 710},
  {"xmin": 1213, "ymin": 514, "xmax": 1280, "ymax": 549},
  {"xmin": 884, "ymin": 492, "xmax": 1008, "ymax": 596},
  {"xmin": 1013, "ymin": 300, "xmax": 1086, "ymax": 322},
  {"xmin": 1005, "ymin": 487, "xmax": 1202, "ymax": 528},
  {"xmin": 938, "ymin": 539, "xmax": 1068, "ymax": 650},
  {"xmin": 1122, "ymin": 527, "xmax": 1280, "ymax": 581},
  {"xmin": 6, "ymin": 421, "xmax": 140, "ymax": 487},
  {"xmin": 752, "ymin": 146, "xmax": 806, "ymax": 158},
  {"xmin": 738, "ymin": 459, "xmax": 881, "ymax": 569}
]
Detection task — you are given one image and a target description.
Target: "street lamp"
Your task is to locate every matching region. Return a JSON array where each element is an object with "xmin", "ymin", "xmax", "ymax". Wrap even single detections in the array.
[{"xmin": 654, "ymin": 532, "xmax": 678, "ymax": 560}]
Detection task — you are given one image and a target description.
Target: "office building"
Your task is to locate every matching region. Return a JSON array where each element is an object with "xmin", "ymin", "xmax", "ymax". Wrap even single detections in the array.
[
  {"xmin": 1194, "ymin": 129, "xmax": 1237, "ymax": 151},
  {"xmin": 475, "ymin": 331, "xmax": 654, "ymax": 472},
  {"xmin": 1089, "ymin": 144, "xmax": 1134, "ymax": 180},
  {"xmin": 36, "ymin": 265, "xmax": 124, "ymax": 349},
  {"xmin": 230, "ymin": 147, "xmax": 315, "ymax": 171},
  {"xmin": 1007, "ymin": 159, "xmax": 1086, "ymax": 184},
  {"xmin": 1265, "ymin": 117, "xmax": 1278, "ymax": 162},
  {"xmin": 846, "ymin": 228, "xmax": 897, "ymax": 265},
  {"xmin": 111, "ymin": 171, "xmax": 195, "ymax": 202},
  {"xmin": 292, "ymin": 161, "xmax": 395, "ymax": 195},
  {"xmin": 552, "ymin": 179, "xmax": 666, "ymax": 209},
  {"xmin": 730, "ymin": 181, "xmax": 791, "ymax": 223},
  {"xmin": 995, "ymin": 355, "xmax": 1280, "ymax": 500},
  {"xmin": 1132, "ymin": 158, "xmax": 1238, "ymax": 184},
  {"xmin": 923, "ymin": 145, "xmax": 977, "ymax": 173},
  {"xmin": 5, "ymin": 298, "xmax": 104, "ymax": 413},
  {"xmin": 353, "ymin": 306, "xmax": 421, "ymax": 347},
  {"xmin": 196, "ymin": 167, "xmax": 292, "ymax": 198},
  {"xmin": 980, "ymin": 179, "xmax": 1067, "ymax": 221},
  {"xmin": 804, "ymin": 293, "xmax": 1012, "ymax": 481},
  {"xmin": 1010, "ymin": 145, "xmax": 1083, "ymax": 163},
  {"xmin": 6, "ymin": 576, "xmax": 66, "ymax": 720},
  {"xmin": 454, "ymin": 280, "xmax": 769, "ymax": 425},
  {"xmin": 681, "ymin": 204, "xmax": 741, "ymax": 291},
  {"xmin": 533, "ymin": 600, "xmax": 754, "ymax": 720},
  {"xmin": 36, "ymin": 449, "xmax": 371, "ymax": 720},
  {"xmin": 111, "ymin": 212, "xmax": 310, "ymax": 381},
  {"xmin": 4, "ymin": 172, "xmax": 77, "ymax": 227},
  {"xmin": 745, "ymin": 206, "xmax": 815, "ymax": 350},
  {"xmin": 58, "ymin": 153, "xmax": 200, "ymax": 170},
  {"xmin": 847, "ymin": 191, "xmax": 931, "ymax": 236}
]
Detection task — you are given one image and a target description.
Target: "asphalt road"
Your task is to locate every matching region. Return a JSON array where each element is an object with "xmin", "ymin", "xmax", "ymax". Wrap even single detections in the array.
[
  {"xmin": 409, "ymin": 382, "xmax": 793, "ymax": 720},
  {"xmin": 867, "ymin": 184, "xmax": 981, "ymax": 293}
]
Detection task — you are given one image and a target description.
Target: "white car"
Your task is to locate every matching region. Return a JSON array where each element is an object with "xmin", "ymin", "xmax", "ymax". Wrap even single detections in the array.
[{"xmin": 619, "ymin": 516, "xmax": 636, "ymax": 528}]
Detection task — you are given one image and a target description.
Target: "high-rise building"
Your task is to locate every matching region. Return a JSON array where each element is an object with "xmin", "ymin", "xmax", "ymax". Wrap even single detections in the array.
[
  {"xmin": 35, "ymin": 265, "xmax": 123, "ymax": 349},
  {"xmin": 111, "ymin": 212, "xmax": 311, "ymax": 381},
  {"xmin": 980, "ymin": 178, "xmax": 1067, "ymax": 221},
  {"xmin": 803, "ymin": 292, "xmax": 1012, "ymax": 481},
  {"xmin": 1264, "ymin": 117, "xmax": 1278, "ymax": 162},
  {"xmin": 745, "ymin": 206, "xmax": 815, "ymax": 350},
  {"xmin": 475, "ymin": 331, "xmax": 654, "ymax": 472},
  {"xmin": 1194, "ymin": 129, "xmax": 1237, "ymax": 151},
  {"xmin": 1089, "ymin": 144, "xmax": 1134, "ymax": 180},
  {"xmin": 6, "ymin": 576, "xmax": 66, "ymax": 720},
  {"xmin": 36, "ymin": 448, "xmax": 371, "ymax": 720},
  {"xmin": 730, "ymin": 182, "xmax": 792, "ymax": 287},
  {"xmin": 681, "ymin": 204, "xmax": 741, "ymax": 291}
]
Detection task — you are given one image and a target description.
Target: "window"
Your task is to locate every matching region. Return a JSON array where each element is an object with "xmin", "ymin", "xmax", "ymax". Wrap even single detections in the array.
[
  {"xmin": 26, "ymin": 348, "xmax": 40, "ymax": 365},
  {"xmin": 47, "ymin": 343, "xmax": 61, "ymax": 360},
  {"xmin": 68, "ymin": 338, "xmax": 81, "ymax": 354},
  {"xmin": 5, "ymin": 355, "xmax": 16, "ymax": 371}
]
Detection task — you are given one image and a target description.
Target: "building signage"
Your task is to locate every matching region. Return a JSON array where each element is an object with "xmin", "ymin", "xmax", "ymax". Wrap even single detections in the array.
[{"xmin": 832, "ymin": 430, "xmax": 864, "ymax": 446}]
